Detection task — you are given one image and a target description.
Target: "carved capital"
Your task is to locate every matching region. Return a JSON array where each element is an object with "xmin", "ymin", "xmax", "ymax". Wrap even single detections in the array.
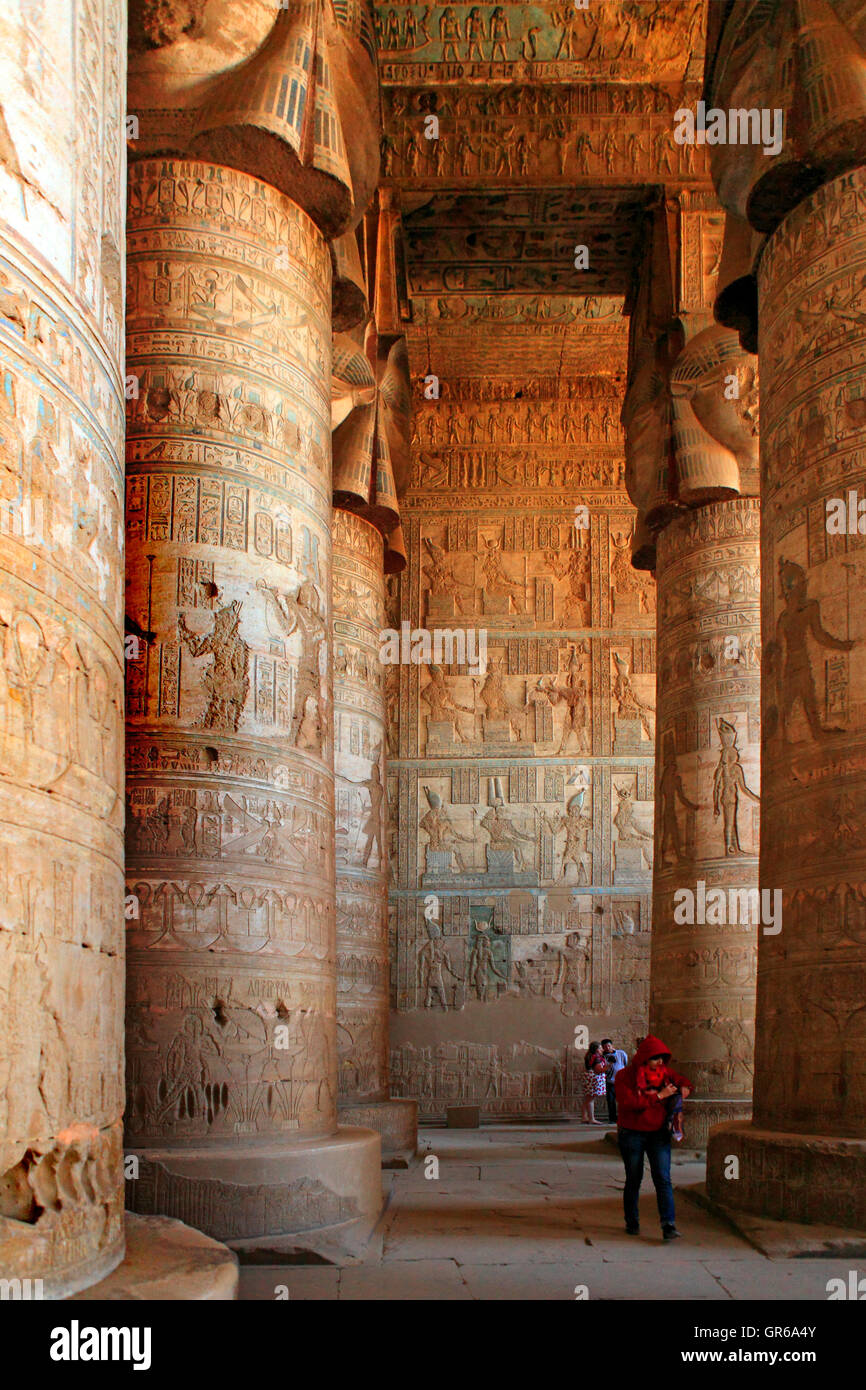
[{"xmin": 706, "ymin": 0, "xmax": 866, "ymax": 233}]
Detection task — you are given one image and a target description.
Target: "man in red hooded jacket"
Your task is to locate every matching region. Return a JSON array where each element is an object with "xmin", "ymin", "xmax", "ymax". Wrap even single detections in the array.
[{"xmin": 614, "ymin": 1034, "xmax": 692, "ymax": 1240}]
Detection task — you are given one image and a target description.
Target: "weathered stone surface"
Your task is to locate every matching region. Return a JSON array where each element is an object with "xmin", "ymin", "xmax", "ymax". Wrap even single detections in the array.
[
  {"xmin": 707, "ymin": 165, "xmax": 866, "ymax": 1226},
  {"xmin": 123, "ymin": 158, "xmax": 381, "ymax": 1249},
  {"xmin": 333, "ymin": 510, "xmax": 390, "ymax": 1108},
  {"xmin": 339, "ymin": 1099, "xmax": 418, "ymax": 1161},
  {"xmin": 71, "ymin": 1213, "xmax": 239, "ymax": 1301},
  {"xmin": 651, "ymin": 500, "xmax": 760, "ymax": 1144},
  {"xmin": 0, "ymin": 0, "xmax": 127, "ymax": 1297}
]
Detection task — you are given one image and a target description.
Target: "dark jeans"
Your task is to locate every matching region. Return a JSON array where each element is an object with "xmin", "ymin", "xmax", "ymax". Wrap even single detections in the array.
[
  {"xmin": 618, "ymin": 1126, "xmax": 676, "ymax": 1230},
  {"xmin": 606, "ymin": 1081, "xmax": 617, "ymax": 1124}
]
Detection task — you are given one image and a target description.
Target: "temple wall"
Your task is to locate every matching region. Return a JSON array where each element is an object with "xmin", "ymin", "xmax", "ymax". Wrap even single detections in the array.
[{"xmin": 387, "ymin": 375, "xmax": 655, "ymax": 1118}]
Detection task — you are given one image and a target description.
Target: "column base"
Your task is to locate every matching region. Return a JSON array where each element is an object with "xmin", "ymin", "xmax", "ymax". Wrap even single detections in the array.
[
  {"xmin": 338, "ymin": 1099, "xmax": 418, "ymax": 1167},
  {"xmin": 707, "ymin": 1122, "xmax": 866, "ymax": 1229},
  {"xmin": 69, "ymin": 1213, "xmax": 238, "ymax": 1300},
  {"xmin": 126, "ymin": 1127, "xmax": 383, "ymax": 1261},
  {"xmin": 0, "ymin": 1220, "xmax": 124, "ymax": 1302},
  {"xmin": 683, "ymin": 1098, "xmax": 753, "ymax": 1150}
]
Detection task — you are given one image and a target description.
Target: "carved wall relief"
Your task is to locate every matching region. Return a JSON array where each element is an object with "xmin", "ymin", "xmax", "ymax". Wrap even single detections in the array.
[{"xmin": 388, "ymin": 374, "xmax": 654, "ymax": 1117}]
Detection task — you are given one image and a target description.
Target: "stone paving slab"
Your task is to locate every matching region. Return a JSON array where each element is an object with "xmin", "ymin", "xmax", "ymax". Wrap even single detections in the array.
[
  {"xmin": 339, "ymin": 1259, "xmax": 472, "ymax": 1300},
  {"xmin": 235, "ymin": 1125, "xmax": 859, "ymax": 1300},
  {"xmin": 702, "ymin": 1259, "xmax": 864, "ymax": 1302},
  {"xmin": 459, "ymin": 1260, "xmax": 729, "ymax": 1301}
]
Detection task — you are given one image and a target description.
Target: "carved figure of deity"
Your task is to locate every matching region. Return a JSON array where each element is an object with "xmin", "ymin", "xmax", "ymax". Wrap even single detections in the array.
[
  {"xmin": 611, "ymin": 531, "xmax": 653, "ymax": 612},
  {"xmin": 545, "ymin": 793, "xmax": 593, "ymax": 884},
  {"xmin": 419, "ymin": 787, "xmax": 472, "ymax": 872},
  {"xmin": 479, "ymin": 789, "xmax": 535, "ymax": 871},
  {"xmin": 537, "ymin": 666, "xmax": 591, "ymax": 753},
  {"xmin": 479, "ymin": 534, "xmax": 525, "ymax": 612},
  {"xmin": 658, "ymin": 733, "xmax": 702, "ymax": 865},
  {"xmin": 712, "ymin": 718, "xmax": 759, "ymax": 856},
  {"xmin": 423, "ymin": 535, "xmax": 473, "ymax": 615},
  {"xmin": 178, "ymin": 594, "xmax": 250, "ymax": 732},
  {"xmin": 257, "ymin": 576, "xmax": 327, "ymax": 751},
  {"xmin": 613, "ymin": 786, "xmax": 652, "ymax": 845},
  {"xmin": 546, "ymin": 540, "xmax": 591, "ymax": 625},
  {"xmin": 468, "ymin": 928, "xmax": 507, "ymax": 1002},
  {"xmin": 768, "ymin": 558, "xmax": 855, "ymax": 744},
  {"xmin": 612, "ymin": 650, "xmax": 654, "ymax": 738},
  {"xmin": 418, "ymin": 925, "xmax": 462, "ymax": 1009},
  {"xmin": 421, "ymin": 664, "xmax": 474, "ymax": 741}
]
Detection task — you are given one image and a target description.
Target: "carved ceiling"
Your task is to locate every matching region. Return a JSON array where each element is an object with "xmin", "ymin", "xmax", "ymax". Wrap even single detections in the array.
[
  {"xmin": 403, "ymin": 188, "xmax": 649, "ymax": 296},
  {"xmin": 406, "ymin": 292, "xmax": 629, "ymax": 381},
  {"xmin": 374, "ymin": 3, "xmax": 713, "ymax": 380},
  {"xmin": 374, "ymin": 2, "xmax": 706, "ymax": 84}
]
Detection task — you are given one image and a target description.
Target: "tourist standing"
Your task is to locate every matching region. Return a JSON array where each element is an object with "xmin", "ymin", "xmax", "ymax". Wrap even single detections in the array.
[
  {"xmin": 582, "ymin": 1041, "xmax": 607, "ymax": 1125},
  {"xmin": 614, "ymin": 1035, "xmax": 692, "ymax": 1239},
  {"xmin": 601, "ymin": 1037, "xmax": 628, "ymax": 1124}
]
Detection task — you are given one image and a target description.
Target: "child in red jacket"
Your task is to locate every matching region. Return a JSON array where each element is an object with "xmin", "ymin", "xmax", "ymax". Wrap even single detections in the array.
[{"xmin": 637, "ymin": 1057, "xmax": 684, "ymax": 1142}]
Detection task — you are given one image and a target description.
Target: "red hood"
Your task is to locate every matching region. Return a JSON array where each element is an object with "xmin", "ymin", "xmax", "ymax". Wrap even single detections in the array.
[{"xmin": 634, "ymin": 1035, "xmax": 672, "ymax": 1066}]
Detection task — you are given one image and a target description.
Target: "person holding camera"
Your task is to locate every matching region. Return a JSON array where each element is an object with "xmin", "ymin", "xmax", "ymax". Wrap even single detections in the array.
[{"xmin": 614, "ymin": 1035, "xmax": 692, "ymax": 1240}]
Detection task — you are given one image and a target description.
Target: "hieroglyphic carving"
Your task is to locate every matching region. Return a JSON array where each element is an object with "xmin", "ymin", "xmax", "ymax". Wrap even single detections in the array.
[
  {"xmin": 752, "ymin": 168, "xmax": 866, "ymax": 1142},
  {"xmin": 389, "ymin": 367, "xmax": 653, "ymax": 1118},
  {"xmin": 124, "ymin": 164, "xmax": 340, "ymax": 1193},
  {"xmin": 649, "ymin": 500, "xmax": 761, "ymax": 1129},
  {"xmin": 0, "ymin": 0, "xmax": 126, "ymax": 1296},
  {"xmin": 333, "ymin": 509, "xmax": 390, "ymax": 1107}
]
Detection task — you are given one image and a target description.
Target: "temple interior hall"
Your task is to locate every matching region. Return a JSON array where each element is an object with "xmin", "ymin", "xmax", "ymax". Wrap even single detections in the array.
[{"xmin": 2, "ymin": 0, "xmax": 866, "ymax": 1310}]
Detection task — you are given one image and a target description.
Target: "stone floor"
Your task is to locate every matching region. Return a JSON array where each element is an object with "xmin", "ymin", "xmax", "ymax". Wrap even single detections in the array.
[{"xmin": 238, "ymin": 1123, "xmax": 860, "ymax": 1301}]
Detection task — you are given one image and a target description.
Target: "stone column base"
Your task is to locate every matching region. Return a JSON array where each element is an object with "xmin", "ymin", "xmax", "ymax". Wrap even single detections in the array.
[
  {"xmin": 69, "ymin": 1213, "xmax": 238, "ymax": 1300},
  {"xmin": 684, "ymin": 1098, "xmax": 752, "ymax": 1150},
  {"xmin": 707, "ymin": 1122, "xmax": 866, "ymax": 1229},
  {"xmin": 126, "ymin": 1127, "xmax": 383, "ymax": 1261},
  {"xmin": 0, "ymin": 1216, "xmax": 125, "ymax": 1302},
  {"xmin": 338, "ymin": 1099, "xmax": 418, "ymax": 1166}
]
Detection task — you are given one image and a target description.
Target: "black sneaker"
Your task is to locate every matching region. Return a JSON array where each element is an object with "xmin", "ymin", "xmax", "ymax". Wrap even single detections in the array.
[
  {"xmin": 662, "ymin": 1225, "xmax": 682, "ymax": 1241},
  {"xmin": 625, "ymin": 1224, "xmax": 640, "ymax": 1235}
]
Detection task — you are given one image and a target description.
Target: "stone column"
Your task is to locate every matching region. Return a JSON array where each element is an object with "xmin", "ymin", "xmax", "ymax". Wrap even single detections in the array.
[
  {"xmin": 651, "ymin": 500, "xmax": 761, "ymax": 1147},
  {"xmin": 0, "ymin": 0, "xmax": 127, "ymax": 1296},
  {"xmin": 332, "ymin": 507, "xmax": 417, "ymax": 1160},
  {"xmin": 704, "ymin": 0, "xmax": 866, "ymax": 1226},
  {"xmin": 707, "ymin": 168, "xmax": 866, "ymax": 1224},
  {"xmin": 623, "ymin": 201, "xmax": 762, "ymax": 1148},
  {"xmin": 123, "ymin": 160, "xmax": 381, "ymax": 1256}
]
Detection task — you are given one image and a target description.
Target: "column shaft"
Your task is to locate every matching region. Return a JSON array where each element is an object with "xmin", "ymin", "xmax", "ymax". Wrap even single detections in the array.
[
  {"xmin": 332, "ymin": 507, "xmax": 417, "ymax": 1158},
  {"xmin": 123, "ymin": 159, "xmax": 380, "ymax": 1249},
  {"xmin": 708, "ymin": 168, "xmax": 866, "ymax": 1225},
  {"xmin": 651, "ymin": 499, "xmax": 761, "ymax": 1146}
]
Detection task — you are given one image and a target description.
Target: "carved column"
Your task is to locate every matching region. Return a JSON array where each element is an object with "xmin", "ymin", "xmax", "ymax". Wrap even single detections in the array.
[
  {"xmin": 0, "ymin": 0, "xmax": 127, "ymax": 1296},
  {"xmin": 624, "ymin": 202, "xmax": 761, "ymax": 1147},
  {"xmin": 651, "ymin": 500, "xmax": 761, "ymax": 1146},
  {"xmin": 705, "ymin": 0, "xmax": 866, "ymax": 1225},
  {"xmin": 123, "ymin": 161, "xmax": 381, "ymax": 1254},
  {"xmin": 332, "ymin": 508, "xmax": 417, "ymax": 1158}
]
